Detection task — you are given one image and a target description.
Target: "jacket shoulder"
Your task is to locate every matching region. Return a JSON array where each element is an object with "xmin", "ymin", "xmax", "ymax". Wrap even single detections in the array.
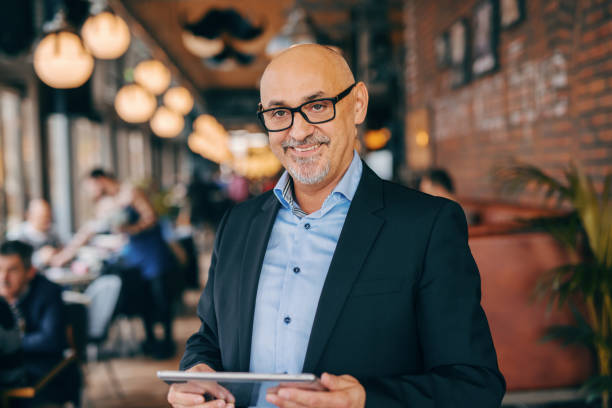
[{"xmin": 380, "ymin": 179, "xmax": 458, "ymax": 217}]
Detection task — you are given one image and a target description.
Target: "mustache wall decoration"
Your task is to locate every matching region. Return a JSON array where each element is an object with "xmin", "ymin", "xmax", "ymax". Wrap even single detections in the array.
[
  {"xmin": 184, "ymin": 9, "xmax": 263, "ymax": 41},
  {"xmin": 182, "ymin": 8, "xmax": 266, "ymax": 68}
]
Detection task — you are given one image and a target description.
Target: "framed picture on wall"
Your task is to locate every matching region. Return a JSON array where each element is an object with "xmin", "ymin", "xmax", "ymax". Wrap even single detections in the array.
[
  {"xmin": 449, "ymin": 19, "xmax": 470, "ymax": 87},
  {"xmin": 501, "ymin": 0, "xmax": 525, "ymax": 29},
  {"xmin": 471, "ymin": 0, "xmax": 499, "ymax": 78},
  {"xmin": 435, "ymin": 31, "xmax": 451, "ymax": 68}
]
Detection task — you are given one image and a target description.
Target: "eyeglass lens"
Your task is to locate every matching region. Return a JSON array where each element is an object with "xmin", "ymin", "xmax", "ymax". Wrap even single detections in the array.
[{"xmin": 262, "ymin": 99, "xmax": 335, "ymax": 130}]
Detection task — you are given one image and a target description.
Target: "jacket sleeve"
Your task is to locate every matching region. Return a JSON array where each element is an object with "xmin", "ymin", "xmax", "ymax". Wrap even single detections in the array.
[
  {"xmin": 21, "ymin": 285, "xmax": 66, "ymax": 354},
  {"xmin": 179, "ymin": 208, "xmax": 232, "ymax": 372},
  {"xmin": 362, "ymin": 200, "xmax": 505, "ymax": 407}
]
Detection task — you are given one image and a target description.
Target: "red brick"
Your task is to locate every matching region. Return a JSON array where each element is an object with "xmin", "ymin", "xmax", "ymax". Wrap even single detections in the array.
[
  {"xmin": 598, "ymin": 94, "xmax": 612, "ymax": 108},
  {"xmin": 589, "ymin": 79, "xmax": 607, "ymax": 94},
  {"xmin": 591, "ymin": 113, "xmax": 610, "ymax": 126},
  {"xmin": 586, "ymin": 9, "xmax": 604, "ymax": 25},
  {"xmin": 545, "ymin": 0, "xmax": 559, "ymax": 13},
  {"xmin": 583, "ymin": 134, "xmax": 596, "ymax": 144},
  {"xmin": 599, "ymin": 129, "xmax": 612, "ymax": 142},
  {"xmin": 581, "ymin": 149, "xmax": 609, "ymax": 160},
  {"xmin": 575, "ymin": 98, "xmax": 597, "ymax": 113}
]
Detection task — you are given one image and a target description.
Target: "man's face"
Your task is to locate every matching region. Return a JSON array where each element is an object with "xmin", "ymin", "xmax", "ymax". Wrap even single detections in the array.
[
  {"xmin": 0, "ymin": 255, "xmax": 34, "ymax": 302},
  {"xmin": 260, "ymin": 48, "xmax": 365, "ymax": 187},
  {"xmin": 29, "ymin": 202, "xmax": 52, "ymax": 232},
  {"xmin": 84, "ymin": 178, "xmax": 105, "ymax": 201}
]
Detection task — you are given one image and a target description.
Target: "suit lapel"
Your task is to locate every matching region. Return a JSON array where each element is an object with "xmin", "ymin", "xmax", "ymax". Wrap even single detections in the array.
[
  {"xmin": 237, "ymin": 194, "xmax": 280, "ymax": 371},
  {"xmin": 302, "ymin": 165, "xmax": 385, "ymax": 373}
]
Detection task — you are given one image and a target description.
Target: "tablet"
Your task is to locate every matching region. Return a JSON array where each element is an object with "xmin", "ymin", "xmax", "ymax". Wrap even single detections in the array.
[
  {"xmin": 157, "ymin": 371, "xmax": 324, "ymax": 406},
  {"xmin": 157, "ymin": 371, "xmax": 319, "ymax": 384}
]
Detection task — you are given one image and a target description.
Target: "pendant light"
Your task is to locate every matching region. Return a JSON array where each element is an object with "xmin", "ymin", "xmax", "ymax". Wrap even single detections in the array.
[
  {"xmin": 81, "ymin": 11, "xmax": 131, "ymax": 60},
  {"xmin": 114, "ymin": 83, "xmax": 156, "ymax": 123},
  {"xmin": 133, "ymin": 59, "xmax": 171, "ymax": 95},
  {"xmin": 163, "ymin": 86, "xmax": 194, "ymax": 115},
  {"xmin": 150, "ymin": 106, "xmax": 184, "ymax": 138},
  {"xmin": 33, "ymin": 10, "xmax": 94, "ymax": 89}
]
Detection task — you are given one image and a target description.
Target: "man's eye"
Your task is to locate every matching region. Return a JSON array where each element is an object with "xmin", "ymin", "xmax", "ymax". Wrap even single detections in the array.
[
  {"xmin": 272, "ymin": 110, "xmax": 287, "ymax": 118},
  {"xmin": 311, "ymin": 103, "xmax": 325, "ymax": 111}
]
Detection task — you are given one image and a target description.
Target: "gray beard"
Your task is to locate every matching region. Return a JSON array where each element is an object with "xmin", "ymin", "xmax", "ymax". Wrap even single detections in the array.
[{"xmin": 286, "ymin": 156, "xmax": 331, "ymax": 185}]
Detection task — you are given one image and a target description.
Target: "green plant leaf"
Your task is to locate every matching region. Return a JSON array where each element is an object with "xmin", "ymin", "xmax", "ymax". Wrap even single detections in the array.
[
  {"xmin": 582, "ymin": 375, "xmax": 612, "ymax": 400},
  {"xmin": 541, "ymin": 324, "xmax": 594, "ymax": 347}
]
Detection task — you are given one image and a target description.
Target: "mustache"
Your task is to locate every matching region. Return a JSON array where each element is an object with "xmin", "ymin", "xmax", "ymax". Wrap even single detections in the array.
[{"xmin": 281, "ymin": 135, "xmax": 331, "ymax": 150}]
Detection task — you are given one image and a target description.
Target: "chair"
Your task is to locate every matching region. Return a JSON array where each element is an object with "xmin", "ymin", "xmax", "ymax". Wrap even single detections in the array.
[
  {"xmin": 83, "ymin": 274, "xmax": 124, "ymax": 397},
  {"xmin": 1, "ymin": 350, "xmax": 77, "ymax": 408}
]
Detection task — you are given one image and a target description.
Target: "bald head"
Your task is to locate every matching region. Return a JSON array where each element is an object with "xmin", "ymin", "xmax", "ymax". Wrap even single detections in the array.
[{"xmin": 260, "ymin": 44, "xmax": 355, "ymax": 107}]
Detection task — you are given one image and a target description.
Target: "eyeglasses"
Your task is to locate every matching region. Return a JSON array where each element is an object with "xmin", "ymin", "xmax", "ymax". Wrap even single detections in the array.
[{"xmin": 257, "ymin": 83, "xmax": 356, "ymax": 132}]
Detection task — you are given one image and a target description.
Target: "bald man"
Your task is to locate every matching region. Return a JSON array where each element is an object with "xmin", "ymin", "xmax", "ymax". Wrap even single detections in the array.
[
  {"xmin": 170, "ymin": 45, "xmax": 504, "ymax": 408},
  {"xmin": 8, "ymin": 199, "xmax": 62, "ymax": 268}
]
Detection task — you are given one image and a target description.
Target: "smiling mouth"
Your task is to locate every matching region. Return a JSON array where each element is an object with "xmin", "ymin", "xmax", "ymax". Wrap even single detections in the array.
[
  {"xmin": 285, "ymin": 142, "xmax": 329, "ymax": 155},
  {"xmin": 293, "ymin": 145, "xmax": 319, "ymax": 152}
]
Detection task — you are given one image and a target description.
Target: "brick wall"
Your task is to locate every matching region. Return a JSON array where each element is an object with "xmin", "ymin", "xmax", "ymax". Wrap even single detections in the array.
[{"xmin": 405, "ymin": 0, "xmax": 612, "ymax": 201}]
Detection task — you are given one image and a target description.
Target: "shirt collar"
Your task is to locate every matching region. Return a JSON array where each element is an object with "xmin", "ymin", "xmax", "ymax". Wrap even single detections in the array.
[{"xmin": 273, "ymin": 150, "xmax": 362, "ymax": 217}]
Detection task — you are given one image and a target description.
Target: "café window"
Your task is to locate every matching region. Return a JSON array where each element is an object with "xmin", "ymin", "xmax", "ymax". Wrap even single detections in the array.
[
  {"xmin": 71, "ymin": 118, "xmax": 114, "ymax": 228},
  {"xmin": 0, "ymin": 88, "xmax": 26, "ymax": 233}
]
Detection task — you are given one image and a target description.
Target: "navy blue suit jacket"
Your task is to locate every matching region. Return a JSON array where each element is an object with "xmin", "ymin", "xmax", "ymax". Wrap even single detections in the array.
[
  {"xmin": 17, "ymin": 274, "xmax": 67, "ymax": 378},
  {"xmin": 181, "ymin": 164, "xmax": 505, "ymax": 407}
]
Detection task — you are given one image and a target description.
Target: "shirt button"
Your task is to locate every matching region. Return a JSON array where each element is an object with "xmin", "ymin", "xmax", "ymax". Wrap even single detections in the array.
[
  {"xmin": 284, "ymin": 316, "xmax": 291, "ymax": 325},
  {"xmin": 293, "ymin": 266, "xmax": 300, "ymax": 274},
  {"xmin": 304, "ymin": 223, "xmax": 311, "ymax": 230}
]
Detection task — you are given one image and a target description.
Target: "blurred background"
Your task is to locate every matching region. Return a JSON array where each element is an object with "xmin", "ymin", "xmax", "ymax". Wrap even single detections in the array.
[{"xmin": 0, "ymin": 0, "xmax": 611, "ymax": 407}]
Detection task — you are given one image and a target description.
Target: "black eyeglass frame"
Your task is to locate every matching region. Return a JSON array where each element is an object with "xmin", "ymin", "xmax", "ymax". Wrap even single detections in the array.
[{"xmin": 257, "ymin": 83, "xmax": 357, "ymax": 132}]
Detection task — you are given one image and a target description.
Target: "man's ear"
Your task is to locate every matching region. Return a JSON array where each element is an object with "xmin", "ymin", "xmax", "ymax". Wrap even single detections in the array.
[{"xmin": 353, "ymin": 82, "xmax": 369, "ymax": 125}]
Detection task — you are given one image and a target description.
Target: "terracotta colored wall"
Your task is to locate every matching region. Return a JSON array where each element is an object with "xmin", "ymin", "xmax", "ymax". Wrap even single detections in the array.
[{"xmin": 405, "ymin": 0, "xmax": 612, "ymax": 200}]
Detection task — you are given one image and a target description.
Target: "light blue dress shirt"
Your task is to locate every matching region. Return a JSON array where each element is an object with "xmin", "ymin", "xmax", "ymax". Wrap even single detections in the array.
[{"xmin": 249, "ymin": 151, "xmax": 363, "ymax": 406}]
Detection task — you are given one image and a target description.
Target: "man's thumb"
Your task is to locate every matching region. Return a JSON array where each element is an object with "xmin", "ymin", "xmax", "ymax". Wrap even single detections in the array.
[{"xmin": 321, "ymin": 373, "xmax": 341, "ymax": 390}]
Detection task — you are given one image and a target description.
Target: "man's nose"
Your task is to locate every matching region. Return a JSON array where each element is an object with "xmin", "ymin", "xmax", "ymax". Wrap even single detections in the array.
[{"xmin": 288, "ymin": 111, "xmax": 314, "ymax": 141}]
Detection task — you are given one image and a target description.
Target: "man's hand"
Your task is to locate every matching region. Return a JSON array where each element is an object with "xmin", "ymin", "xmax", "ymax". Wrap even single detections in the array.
[
  {"xmin": 266, "ymin": 373, "xmax": 365, "ymax": 408},
  {"xmin": 167, "ymin": 364, "xmax": 235, "ymax": 408},
  {"xmin": 37, "ymin": 246, "xmax": 58, "ymax": 265}
]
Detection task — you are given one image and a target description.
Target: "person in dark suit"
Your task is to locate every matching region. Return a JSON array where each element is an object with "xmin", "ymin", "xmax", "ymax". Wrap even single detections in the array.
[
  {"xmin": 0, "ymin": 240, "xmax": 80, "ymax": 404},
  {"xmin": 169, "ymin": 44, "xmax": 505, "ymax": 408}
]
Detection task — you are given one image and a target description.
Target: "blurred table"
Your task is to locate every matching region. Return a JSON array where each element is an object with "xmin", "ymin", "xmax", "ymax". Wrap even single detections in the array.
[{"xmin": 45, "ymin": 267, "xmax": 98, "ymax": 288}]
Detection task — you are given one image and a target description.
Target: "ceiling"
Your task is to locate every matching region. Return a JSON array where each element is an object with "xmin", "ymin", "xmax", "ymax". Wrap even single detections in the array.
[{"xmin": 113, "ymin": 0, "xmax": 403, "ymax": 123}]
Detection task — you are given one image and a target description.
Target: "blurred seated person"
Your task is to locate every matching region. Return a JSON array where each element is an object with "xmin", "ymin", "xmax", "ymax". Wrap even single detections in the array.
[
  {"xmin": 0, "ymin": 296, "xmax": 26, "ymax": 388},
  {"xmin": 8, "ymin": 199, "xmax": 62, "ymax": 269},
  {"xmin": 51, "ymin": 169, "xmax": 177, "ymax": 358},
  {"xmin": 419, "ymin": 168, "xmax": 481, "ymax": 225},
  {"xmin": 0, "ymin": 240, "xmax": 80, "ymax": 404},
  {"xmin": 418, "ymin": 168, "xmax": 456, "ymax": 201}
]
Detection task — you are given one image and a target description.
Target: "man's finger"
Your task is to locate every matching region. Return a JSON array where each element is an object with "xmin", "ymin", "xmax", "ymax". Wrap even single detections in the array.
[
  {"xmin": 266, "ymin": 392, "xmax": 308, "ymax": 408},
  {"xmin": 172, "ymin": 399, "xmax": 233, "ymax": 408},
  {"xmin": 168, "ymin": 385, "xmax": 205, "ymax": 406},
  {"xmin": 321, "ymin": 373, "xmax": 357, "ymax": 390},
  {"xmin": 275, "ymin": 387, "xmax": 345, "ymax": 408}
]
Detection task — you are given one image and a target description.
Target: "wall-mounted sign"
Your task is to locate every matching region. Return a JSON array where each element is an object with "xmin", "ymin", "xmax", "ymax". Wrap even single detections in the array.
[
  {"xmin": 501, "ymin": 0, "xmax": 526, "ymax": 29},
  {"xmin": 472, "ymin": 0, "xmax": 499, "ymax": 78},
  {"xmin": 435, "ymin": 31, "xmax": 451, "ymax": 68},
  {"xmin": 449, "ymin": 19, "xmax": 470, "ymax": 87}
]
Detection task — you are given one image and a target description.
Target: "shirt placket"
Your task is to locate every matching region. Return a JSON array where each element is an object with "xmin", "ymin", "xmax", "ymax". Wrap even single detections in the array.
[{"xmin": 275, "ymin": 214, "xmax": 303, "ymax": 373}]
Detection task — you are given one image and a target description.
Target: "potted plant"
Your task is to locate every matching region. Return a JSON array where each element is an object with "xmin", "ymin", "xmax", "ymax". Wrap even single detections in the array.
[{"xmin": 497, "ymin": 163, "xmax": 612, "ymax": 407}]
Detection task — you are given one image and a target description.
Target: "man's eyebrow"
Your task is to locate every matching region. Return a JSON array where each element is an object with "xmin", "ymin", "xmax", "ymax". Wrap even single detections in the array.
[{"xmin": 266, "ymin": 91, "xmax": 327, "ymax": 108}]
